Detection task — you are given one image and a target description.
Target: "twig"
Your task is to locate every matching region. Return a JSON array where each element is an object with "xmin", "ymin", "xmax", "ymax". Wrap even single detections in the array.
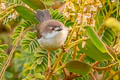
[
  {"xmin": 92, "ymin": 61, "xmax": 100, "ymax": 67},
  {"xmin": 107, "ymin": 69, "xmax": 120, "ymax": 80},
  {"xmin": 94, "ymin": 62, "xmax": 118, "ymax": 71},
  {"xmin": 65, "ymin": 23, "xmax": 77, "ymax": 46},
  {"xmin": 63, "ymin": 73, "xmax": 81, "ymax": 80},
  {"xmin": 56, "ymin": 55, "xmax": 69, "ymax": 76},
  {"xmin": 47, "ymin": 50, "xmax": 51, "ymax": 71},
  {"xmin": 0, "ymin": 4, "xmax": 17, "ymax": 15},
  {"xmin": 0, "ymin": 27, "xmax": 24, "ymax": 80},
  {"xmin": 101, "ymin": 70, "xmax": 107, "ymax": 80},
  {"xmin": 97, "ymin": 24, "xmax": 105, "ymax": 36},
  {"xmin": 113, "ymin": 36, "xmax": 118, "ymax": 46},
  {"xmin": 72, "ymin": 27, "xmax": 80, "ymax": 60},
  {"xmin": 46, "ymin": 51, "xmax": 66, "ymax": 80},
  {"xmin": 89, "ymin": 72, "xmax": 96, "ymax": 80},
  {"xmin": 79, "ymin": 53, "xmax": 86, "ymax": 61},
  {"xmin": 0, "ymin": 9, "xmax": 15, "ymax": 21}
]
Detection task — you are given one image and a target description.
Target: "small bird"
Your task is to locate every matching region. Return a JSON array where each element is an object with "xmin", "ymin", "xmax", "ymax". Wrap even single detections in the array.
[{"xmin": 35, "ymin": 9, "xmax": 68, "ymax": 70}]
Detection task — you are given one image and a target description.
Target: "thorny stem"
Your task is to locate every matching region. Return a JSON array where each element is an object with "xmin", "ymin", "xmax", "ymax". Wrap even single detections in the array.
[{"xmin": 0, "ymin": 27, "xmax": 24, "ymax": 80}]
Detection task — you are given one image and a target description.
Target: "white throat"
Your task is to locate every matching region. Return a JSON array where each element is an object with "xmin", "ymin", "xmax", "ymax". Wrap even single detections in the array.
[
  {"xmin": 38, "ymin": 28, "xmax": 68, "ymax": 51},
  {"xmin": 45, "ymin": 31, "xmax": 59, "ymax": 38}
]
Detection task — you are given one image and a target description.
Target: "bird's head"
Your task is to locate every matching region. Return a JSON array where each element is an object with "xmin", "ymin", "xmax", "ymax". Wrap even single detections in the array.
[{"xmin": 35, "ymin": 9, "xmax": 66, "ymax": 38}]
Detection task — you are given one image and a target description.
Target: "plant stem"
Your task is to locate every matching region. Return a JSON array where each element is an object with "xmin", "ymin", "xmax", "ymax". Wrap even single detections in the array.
[
  {"xmin": 48, "ymin": 50, "xmax": 51, "ymax": 70},
  {"xmin": 65, "ymin": 23, "xmax": 77, "ymax": 46},
  {"xmin": 0, "ymin": 4, "xmax": 19, "ymax": 16},
  {"xmin": 0, "ymin": 9, "xmax": 15, "ymax": 21},
  {"xmin": 89, "ymin": 72, "xmax": 96, "ymax": 80},
  {"xmin": 92, "ymin": 61, "xmax": 100, "ymax": 67},
  {"xmin": 0, "ymin": 27, "xmax": 24, "ymax": 80},
  {"xmin": 63, "ymin": 74, "xmax": 81, "ymax": 80},
  {"xmin": 94, "ymin": 62, "xmax": 118, "ymax": 71},
  {"xmin": 53, "ymin": 64, "xmax": 66, "ymax": 73},
  {"xmin": 66, "ymin": 39, "xmax": 82, "ymax": 49},
  {"xmin": 56, "ymin": 55, "xmax": 69, "ymax": 76},
  {"xmin": 79, "ymin": 53, "xmax": 86, "ymax": 61},
  {"xmin": 107, "ymin": 69, "xmax": 120, "ymax": 80},
  {"xmin": 72, "ymin": 27, "xmax": 80, "ymax": 60}
]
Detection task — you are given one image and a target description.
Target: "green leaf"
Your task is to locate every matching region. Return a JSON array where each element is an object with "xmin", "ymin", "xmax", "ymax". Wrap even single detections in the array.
[
  {"xmin": 22, "ymin": 0, "xmax": 45, "ymax": 10},
  {"xmin": 12, "ymin": 21, "xmax": 32, "ymax": 44},
  {"xmin": 95, "ymin": 13, "xmax": 104, "ymax": 31},
  {"xmin": 65, "ymin": 20, "xmax": 74, "ymax": 27},
  {"xmin": 49, "ymin": 9, "xmax": 65, "ymax": 23},
  {"xmin": 37, "ymin": 57, "xmax": 44, "ymax": 64},
  {"xmin": 5, "ymin": 72, "xmax": 14, "ymax": 79},
  {"xmin": 21, "ymin": 32, "xmax": 40, "ymax": 52},
  {"xmin": 34, "ymin": 73, "xmax": 45, "ymax": 79},
  {"xmin": 78, "ymin": 39, "xmax": 113, "ymax": 61},
  {"xmin": 22, "ymin": 69, "xmax": 30, "ymax": 76},
  {"xmin": 86, "ymin": 26, "xmax": 107, "ymax": 53},
  {"xmin": 43, "ymin": 1, "xmax": 55, "ymax": 6},
  {"xmin": 102, "ymin": 28, "xmax": 115, "ymax": 46},
  {"xmin": 66, "ymin": 60, "xmax": 92, "ymax": 75},
  {"xmin": 14, "ymin": 6, "xmax": 38, "ymax": 24},
  {"xmin": 49, "ymin": 9, "xmax": 74, "ymax": 27},
  {"xmin": 0, "ymin": 44, "xmax": 8, "ymax": 50}
]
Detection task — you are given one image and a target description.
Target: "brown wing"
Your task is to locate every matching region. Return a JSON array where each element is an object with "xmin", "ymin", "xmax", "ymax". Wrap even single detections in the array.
[
  {"xmin": 35, "ymin": 9, "xmax": 51, "ymax": 23},
  {"xmin": 35, "ymin": 9, "xmax": 51, "ymax": 39},
  {"xmin": 35, "ymin": 24, "xmax": 42, "ymax": 39}
]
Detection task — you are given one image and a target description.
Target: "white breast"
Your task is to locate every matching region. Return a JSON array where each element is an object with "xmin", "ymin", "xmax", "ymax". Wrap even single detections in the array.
[{"xmin": 38, "ymin": 28, "xmax": 68, "ymax": 51}]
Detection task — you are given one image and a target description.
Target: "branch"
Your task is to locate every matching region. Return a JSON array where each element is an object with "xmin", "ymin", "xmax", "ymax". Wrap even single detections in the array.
[
  {"xmin": 89, "ymin": 72, "xmax": 96, "ymax": 80},
  {"xmin": 79, "ymin": 53, "xmax": 86, "ymax": 61},
  {"xmin": 0, "ymin": 27, "xmax": 24, "ymax": 80},
  {"xmin": 55, "ymin": 55, "xmax": 69, "ymax": 76},
  {"xmin": 93, "ymin": 62, "xmax": 118, "ymax": 71},
  {"xmin": 92, "ymin": 61, "xmax": 100, "ymax": 67},
  {"xmin": 107, "ymin": 69, "xmax": 120, "ymax": 80}
]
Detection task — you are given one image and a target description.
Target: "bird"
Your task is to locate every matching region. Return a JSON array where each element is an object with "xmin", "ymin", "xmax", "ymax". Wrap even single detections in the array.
[{"xmin": 35, "ymin": 9, "xmax": 68, "ymax": 71}]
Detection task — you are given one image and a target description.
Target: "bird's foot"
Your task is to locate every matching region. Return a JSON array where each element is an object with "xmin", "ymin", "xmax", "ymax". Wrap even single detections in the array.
[{"xmin": 62, "ymin": 45, "xmax": 68, "ymax": 53}]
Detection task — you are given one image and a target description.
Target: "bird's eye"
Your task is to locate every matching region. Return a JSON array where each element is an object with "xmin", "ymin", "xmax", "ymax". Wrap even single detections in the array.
[{"xmin": 49, "ymin": 26, "xmax": 55, "ymax": 30}]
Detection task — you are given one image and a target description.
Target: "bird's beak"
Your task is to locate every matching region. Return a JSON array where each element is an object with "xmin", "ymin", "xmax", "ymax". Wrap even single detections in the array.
[{"xmin": 56, "ymin": 28, "xmax": 62, "ymax": 31}]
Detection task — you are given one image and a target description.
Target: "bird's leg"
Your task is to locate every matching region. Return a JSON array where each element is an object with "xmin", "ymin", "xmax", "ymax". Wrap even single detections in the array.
[{"xmin": 48, "ymin": 50, "xmax": 51, "ymax": 72}]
